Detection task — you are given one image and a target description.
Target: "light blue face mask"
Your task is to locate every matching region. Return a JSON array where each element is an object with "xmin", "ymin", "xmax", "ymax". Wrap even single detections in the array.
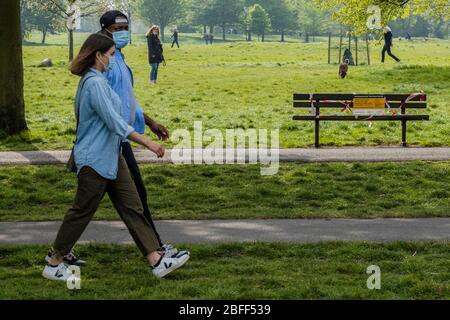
[
  {"xmin": 113, "ymin": 30, "xmax": 129, "ymax": 49},
  {"xmin": 107, "ymin": 55, "xmax": 116, "ymax": 71},
  {"xmin": 98, "ymin": 54, "xmax": 115, "ymax": 72}
]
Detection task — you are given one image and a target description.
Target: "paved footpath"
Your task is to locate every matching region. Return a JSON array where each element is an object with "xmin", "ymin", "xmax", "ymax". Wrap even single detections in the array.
[
  {"xmin": 0, "ymin": 147, "xmax": 449, "ymax": 165},
  {"xmin": 1, "ymin": 219, "xmax": 449, "ymax": 245}
]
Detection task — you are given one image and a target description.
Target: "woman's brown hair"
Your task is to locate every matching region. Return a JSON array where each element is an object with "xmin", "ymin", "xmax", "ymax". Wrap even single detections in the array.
[{"xmin": 70, "ymin": 33, "xmax": 115, "ymax": 76}]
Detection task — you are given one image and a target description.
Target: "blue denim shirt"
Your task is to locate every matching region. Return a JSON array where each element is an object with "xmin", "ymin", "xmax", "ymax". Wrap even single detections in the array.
[
  {"xmin": 106, "ymin": 49, "xmax": 145, "ymax": 135},
  {"xmin": 74, "ymin": 68, "xmax": 135, "ymax": 180}
]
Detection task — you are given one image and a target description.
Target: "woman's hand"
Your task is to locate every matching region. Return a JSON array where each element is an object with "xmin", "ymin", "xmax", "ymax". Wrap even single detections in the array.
[
  {"xmin": 147, "ymin": 141, "xmax": 165, "ymax": 158},
  {"xmin": 128, "ymin": 131, "xmax": 165, "ymax": 158}
]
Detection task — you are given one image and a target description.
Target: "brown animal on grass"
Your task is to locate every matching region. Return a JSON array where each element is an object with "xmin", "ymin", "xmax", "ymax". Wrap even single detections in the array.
[{"xmin": 339, "ymin": 59, "xmax": 349, "ymax": 79}]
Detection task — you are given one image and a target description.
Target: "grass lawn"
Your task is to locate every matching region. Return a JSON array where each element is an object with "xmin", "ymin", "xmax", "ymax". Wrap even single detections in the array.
[
  {"xmin": 1, "ymin": 34, "xmax": 449, "ymax": 150},
  {"xmin": 0, "ymin": 162, "xmax": 449, "ymax": 221},
  {"xmin": 0, "ymin": 242, "xmax": 448, "ymax": 300}
]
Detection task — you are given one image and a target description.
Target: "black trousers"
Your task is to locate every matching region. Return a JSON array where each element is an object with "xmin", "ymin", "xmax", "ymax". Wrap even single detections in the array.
[
  {"xmin": 382, "ymin": 45, "xmax": 400, "ymax": 62},
  {"xmin": 171, "ymin": 39, "xmax": 179, "ymax": 48},
  {"xmin": 121, "ymin": 142, "xmax": 163, "ymax": 247}
]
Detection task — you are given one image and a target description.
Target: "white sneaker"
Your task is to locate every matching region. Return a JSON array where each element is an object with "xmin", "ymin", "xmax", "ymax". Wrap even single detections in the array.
[
  {"xmin": 42, "ymin": 263, "xmax": 78, "ymax": 282},
  {"xmin": 152, "ymin": 253, "xmax": 190, "ymax": 278}
]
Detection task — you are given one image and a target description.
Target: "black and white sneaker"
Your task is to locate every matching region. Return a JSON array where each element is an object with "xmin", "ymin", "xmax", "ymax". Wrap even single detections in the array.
[
  {"xmin": 161, "ymin": 244, "xmax": 190, "ymax": 258},
  {"xmin": 152, "ymin": 253, "xmax": 190, "ymax": 278},
  {"xmin": 42, "ymin": 263, "xmax": 78, "ymax": 282},
  {"xmin": 161, "ymin": 244, "xmax": 178, "ymax": 258},
  {"xmin": 45, "ymin": 248, "xmax": 87, "ymax": 267}
]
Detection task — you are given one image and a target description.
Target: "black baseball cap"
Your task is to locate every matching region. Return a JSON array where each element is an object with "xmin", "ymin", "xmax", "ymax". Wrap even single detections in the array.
[{"xmin": 100, "ymin": 11, "xmax": 128, "ymax": 29}]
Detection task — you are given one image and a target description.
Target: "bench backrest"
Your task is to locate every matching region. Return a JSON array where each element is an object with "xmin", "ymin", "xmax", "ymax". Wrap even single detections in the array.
[{"xmin": 293, "ymin": 93, "xmax": 427, "ymax": 109}]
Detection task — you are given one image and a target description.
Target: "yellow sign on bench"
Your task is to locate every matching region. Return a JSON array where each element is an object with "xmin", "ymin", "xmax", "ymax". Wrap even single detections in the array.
[{"xmin": 353, "ymin": 95, "xmax": 385, "ymax": 115}]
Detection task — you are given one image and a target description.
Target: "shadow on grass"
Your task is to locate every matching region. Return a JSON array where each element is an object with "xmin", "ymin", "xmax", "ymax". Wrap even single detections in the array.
[
  {"xmin": 22, "ymin": 41, "xmax": 65, "ymax": 47},
  {"xmin": 0, "ymin": 130, "xmax": 62, "ymax": 164}
]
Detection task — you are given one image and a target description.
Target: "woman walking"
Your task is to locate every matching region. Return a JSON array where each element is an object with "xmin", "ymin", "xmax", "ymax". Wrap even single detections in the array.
[
  {"xmin": 42, "ymin": 34, "xmax": 189, "ymax": 282},
  {"xmin": 146, "ymin": 25, "xmax": 164, "ymax": 84},
  {"xmin": 382, "ymin": 26, "xmax": 401, "ymax": 63}
]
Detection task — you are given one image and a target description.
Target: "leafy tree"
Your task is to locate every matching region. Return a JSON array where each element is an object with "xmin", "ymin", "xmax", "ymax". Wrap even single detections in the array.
[
  {"xmin": 315, "ymin": 0, "xmax": 450, "ymax": 36},
  {"xmin": 249, "ymin": 4, "xmax": 271, "ymax": 42},
  {"xmin": 20, "ymin": 0, "xmax": 34, "ymax": 40},
  {"xmin": 296, "ymin": 0, "xmax": 330, "ymax": 42},
  {"xmin": 36, "ymin": 0, "xmax": 109, "ymax": 61},
  {"xmin": 24, "ymin": 1, "xmax": 65, "ymax": 44},
  {"xmin": 189, "ymin": 0, "xmax": 216, "ymax": 34},
  {"xmin": 209, "ymin": 0, "xmax": 244, "ymax": 41},
  {"xmin": 139, "ymin": 0, "xmax": 184, "ymax": 41},
  {"xmin": 246, "ymin": 0, "xmax": 297, "ymax": 41}
]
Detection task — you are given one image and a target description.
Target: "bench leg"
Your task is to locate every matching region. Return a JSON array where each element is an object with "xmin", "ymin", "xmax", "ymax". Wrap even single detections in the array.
[
  {"xmin": 402, "ymin": 120, "xmax": 407, "ymax": 147},
  {"xmin": 315, "ymin": 119, "xmax": 320, "ymax": 148}
]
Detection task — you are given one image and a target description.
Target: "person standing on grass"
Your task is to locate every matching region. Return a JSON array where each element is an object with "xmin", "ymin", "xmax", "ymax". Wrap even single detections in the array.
[
  {"xmin": 147, "ymin": 25, "xmax": 164, "ymax": 85},
  {"xmin": 42, "ymin": 34, "xmax": 189, "ymax": 282},
  {"xmin": 171, "ymin": 28, "xmax": 180, "ymax": 48},
  {"xmin": 204, "ymin": 32, "xmax": 210, "ymax": 45},
  {"xmin": 382, "ymin": 26, "xmax": 401, "ymax": 63}
]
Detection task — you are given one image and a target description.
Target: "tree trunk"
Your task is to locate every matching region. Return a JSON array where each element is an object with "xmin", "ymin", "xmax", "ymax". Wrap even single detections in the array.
[
  {"xmin": 209, "ymin": 25, "xmax": 214, "ymax": 34},
  {"xmin": 348, "ymin": 29, "xmax": 351, "ymax": 50},
  {"xmin": 68, "ymin": 28, "xmax": 74, "ymax": 61},
  {"xmin": 203, "ymin": 24, "xmax": 206, "ymax": 34},
  {"xmin": 262, "ymin": 33, "xmax": 265, "ymax": 42},
  {"xmin": 42, "ymin": 27, "xmax": 47, "ymax": 45},
  {"xmin": 339, "ymin": 26, "xmax": 343, "ymax": 63},
  {"xmin": 328, "ymin": 32, "xmax": 331, "ymax": 64},
  {"xmin": 222, "ymin": 24, "xmax": 226, "ymax": 41},
  {"xmin": 366, "ymin": 34, "xmax": 371, "ymax": 66},
  {"xmin": 0, "ymin": 0, "xmax": 28, "ymax": 135},
  {"xmin": 281, "ymin": 29, "xmax": 285, "ymax": 42},
  {"xmin": 248, "ymin": 31, "xmax": 252, "ymax": 41},
  {"xmin": 161, "ymin": 25, "xmax": 165, "ymax": 42}
]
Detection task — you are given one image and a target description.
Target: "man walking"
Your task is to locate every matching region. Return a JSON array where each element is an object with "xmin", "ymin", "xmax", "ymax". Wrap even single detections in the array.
[
  {"xmin": 382, "ymin": 26, "xmax": 401, "ymax": 63},
  {"xmin": 99, "ymin": 10, "xmax": 185, "ymax": 258}
]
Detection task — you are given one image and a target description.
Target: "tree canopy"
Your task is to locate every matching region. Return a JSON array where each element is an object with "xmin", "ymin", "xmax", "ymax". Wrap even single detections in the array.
[{"xmin": 315, "ymin": 0, "xmax": 450, "ymax": 35}]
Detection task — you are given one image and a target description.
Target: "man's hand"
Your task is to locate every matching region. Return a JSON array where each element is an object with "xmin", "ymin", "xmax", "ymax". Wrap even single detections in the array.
[
  {"xmin": 144, "ymin": 114, "xmax": 170, "ymax": 141},
  {"xmin": 148, "ymin": 120, "xmax": 170, "ymax": 141}
]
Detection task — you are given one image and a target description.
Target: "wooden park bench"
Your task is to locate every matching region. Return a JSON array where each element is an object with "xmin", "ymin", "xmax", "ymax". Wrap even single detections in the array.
[{"xmin": 292, "ymin": 93, "xmax": 429, "ymax": 148}]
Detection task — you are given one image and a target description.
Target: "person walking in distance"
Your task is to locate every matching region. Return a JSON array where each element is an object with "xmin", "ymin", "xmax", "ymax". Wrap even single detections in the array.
[
  {"xmin": 171, "ymin": 28, "xmax": 180, "ymax": 48},
  {"xmin": 382, "ymin": 26, "xmax": 401, "ymax": 63}
]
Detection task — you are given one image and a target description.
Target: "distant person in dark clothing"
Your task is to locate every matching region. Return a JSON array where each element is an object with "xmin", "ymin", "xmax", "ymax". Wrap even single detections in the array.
[
  {"xmin": 171, "ymin": 29, "xmax": 180, "ymax": 48},
  {"xmin": 382, "ymin": 26, "xmax": 401, "ymax": 63},
  {"xmin": 204, "ymin": 33, "xmax": 210, "ymax": 45},
  {"xmin": 209, "ymin": 33, "xmax": 214, "ymax": 45},
  {"xmin": 146, "ymin": 25, "xmax": 164, "ymax": 84}
]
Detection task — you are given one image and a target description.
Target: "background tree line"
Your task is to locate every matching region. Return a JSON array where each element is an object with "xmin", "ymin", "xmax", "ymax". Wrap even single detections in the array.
[{"xmin": 21, "ymin": 0, "xmax": 449, "ymax": 45}]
